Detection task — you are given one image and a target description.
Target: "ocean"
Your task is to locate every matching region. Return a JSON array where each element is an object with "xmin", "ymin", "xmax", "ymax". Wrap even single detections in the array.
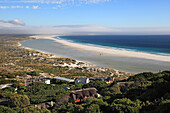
[
  {"xmin": 21, "ymin": 35, "xmax": 170, "ymax": 73},
  {"xmin": 57, "ymin": 35, "xmax": 170, "ymax": 56}
]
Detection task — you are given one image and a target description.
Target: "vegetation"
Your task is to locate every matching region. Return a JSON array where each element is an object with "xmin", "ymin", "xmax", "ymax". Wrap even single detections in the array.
[
  {"xmin": 9, "ymin": 94, "xmax": 30, "ymax": 107},
  {"xmin": 0, "ymin": 105, "xmax": 16, "ymax": 113},
  {"xmin": 27, "ymin": 71, "xmax": 40, "ymax": 76},
  {"xmin": 24, "ymin": 82, "xmax": 69, "ymax": 104},
  {"xmin": 0, "ymin": 35, "xmax": 170, "ymax": 113}
]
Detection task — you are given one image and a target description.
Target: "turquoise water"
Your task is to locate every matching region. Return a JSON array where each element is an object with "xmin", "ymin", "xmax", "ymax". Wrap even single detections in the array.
[{"xmin": 57, "ymin": 35, "xmax": 170, "ymax": 56}]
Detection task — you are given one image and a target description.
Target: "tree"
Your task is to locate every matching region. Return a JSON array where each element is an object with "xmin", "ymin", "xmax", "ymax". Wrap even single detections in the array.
[
  {"xmin": 83, "ymin": 80, "xmax": 108, "ymax": 92},
  {"xmin": 110, "ymin": 84, "xmax": 121, "ymax": 94},
  {"xmin": 2, "ymin": 87, "xmax": 15, "ymax": 93},
  {"xmin": 9, "ymin": 94, "xmax": 30, "ymax": 107},
  {"xmin": 22, "ymin": 106, "xmax": 51, "ymax": 113},
  {"xmin": 0, "ymin": 105, "xmax": 16, "ymax": 113},
  {"xmin": 110, "ymin": 98, "xmax": 142, "ymax": 113},
  {"xmin": 27, "ymin": 71, "xmax": 40, "ymax": 76},
  {"xmin": 85, "ymin": 104, "xmax": 100, "ymax": 113},
  {"xmin": 73, "ymin": 83, "xmax": 83, "ymax": 90},
  {"xmin": 86, "ymin": 98, "xmax": 109, "ymax": 112}
]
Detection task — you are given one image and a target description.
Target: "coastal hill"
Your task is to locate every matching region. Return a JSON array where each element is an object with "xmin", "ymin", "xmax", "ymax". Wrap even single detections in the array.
[{"xmin": 0, "ymin": 35, "xmax": 169, "ymax": 113}]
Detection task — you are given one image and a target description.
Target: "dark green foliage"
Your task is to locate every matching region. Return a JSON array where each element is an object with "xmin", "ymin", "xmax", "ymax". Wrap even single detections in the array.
[
  {"xmin": 152, "ymin": 100, "xmax": 170, "ymax": 113},
  {"xmin": 2, "ymin": 87, "xmax": 15, "ymax": 92},
  {"xmin": 110, "ymin": 98, "xmax": 143, "ymax": 113},
  {"xmin": 128, "ymin": 72, "xmax": 154, "ymax": 81},
  {"xmin": 125, "ymin": 71, "xmax": 170, "ymax": 101},
  {"xmin": 85, "ymin": 98, "xmax": 109, "ymax": 113},
  {"xmin": 53, "ymin": 98, "xmax": 107, "ymax": 113},
  {"xmin": 0, "ymin": 91, "xmax": 13, "ymax": 98},
  {"xmin": 83, "ymin": 80, "xmax": 108, "ymax": 92},
  {"xmin": 1, "ymin": 70, "xmax": 170, "ymax": 113},
  {"xmin": 0, "ymin": 105, "xmax": 16, "ymax": 113},
  {"xmin": 27, "ymin": 71, "xmax": 40, "ymax": 76},
  {"xmin": 54, "ymin": 103, "xmax": 84, "ymax": 113},
  {"xmin": 85, "ymin": 104, "xmax": 100, "ymax": 113},
  {"xmin": 24, "ymin": 82, "xmax": 68, "ymax": 104},
  {"xmin": 22, "ymin": 106, "xmax": 51, "ymax": 113},
  {"xmin": 0, "ymin": 79, "xmax": 18, "ymax": 84},
  {"xmin": 101, "ymin": 84, "xmax": 122, "ymax": 100},
  {"xmin": 9, "ymin": 94, "xmax": 30, "ymax": 107},
  {"xmin": 73, "ymin": 83, "xmax": 83, "ymax": 90}
]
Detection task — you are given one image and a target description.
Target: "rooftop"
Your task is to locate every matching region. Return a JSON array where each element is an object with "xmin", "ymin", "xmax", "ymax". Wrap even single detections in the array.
[{"xmin": 54, "ymin": 76, "xmax": 74, "ymax": 82}]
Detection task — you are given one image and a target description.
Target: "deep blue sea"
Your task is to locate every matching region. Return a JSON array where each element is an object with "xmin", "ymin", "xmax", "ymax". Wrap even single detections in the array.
[{"xmin": 57, "ymin": 35, "xmax": 170, "ymax": 56}]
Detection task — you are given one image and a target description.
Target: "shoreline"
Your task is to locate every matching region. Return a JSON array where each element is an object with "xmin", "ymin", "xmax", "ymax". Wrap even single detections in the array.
[
  {"xmin": 32, "ymin": 35, "xmax": 170, "ymax": 62},
  {"xmin": 18, "ymin": 41, "xmax": 63, "ymax": 58},
  {"xmin": 18, "ymin": 38, "xmax": 99, "ymax": 69},
  {"xmin": 18, "ymin": 37, "xmax": 134, "ymax": 76}
]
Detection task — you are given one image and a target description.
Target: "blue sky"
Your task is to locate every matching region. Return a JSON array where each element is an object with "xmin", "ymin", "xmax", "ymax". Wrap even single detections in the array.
[
  {"xmin": 0, "ymin": 0, "xmax": 170, "ymax": 27},
  {"xmin": 0, "ymin": 0, "xmax": 170, "ymax": 35}
]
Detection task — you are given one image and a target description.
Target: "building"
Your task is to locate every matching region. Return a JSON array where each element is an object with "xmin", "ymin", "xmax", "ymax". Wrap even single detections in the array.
[
  {"xmin": 74, "ymin": 78, "xmax": 90, "ymax": 84},
  {"xmin": 0, "ymin": 84, "xmax": 7, "ymax": 89},
  {"xmin": 42, "ymin": 79, "xmax": 50, "ymax": 84},
  {"xmin": 70, "ymin": 88, "xmax": 98, "ymax": 103},
  {"xmin": 25, "ymin": 77, "xmax": 51, "ymax": 86},
  {"xmin": 54, "ymin": 76, "xmax": 74, "ymax": 82},
  {"xmin": 117, "ymin": 81, "xmax": 134, "ymax": 86},
  {"xmin": 0, "ymin": 84, "xmax": 12, "ymax": 89}
]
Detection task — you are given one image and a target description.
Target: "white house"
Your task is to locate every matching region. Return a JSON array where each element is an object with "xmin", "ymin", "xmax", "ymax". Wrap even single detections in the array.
[
  {"xmin": 42, "ymin": 79, "xmax": 50, "ymax": 84},
  {"xmin": 75, "ymin": 78, "xmax": 90, "ymax": 84}
]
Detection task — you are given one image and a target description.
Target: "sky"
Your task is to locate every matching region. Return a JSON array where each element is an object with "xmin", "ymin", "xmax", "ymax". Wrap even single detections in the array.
[{"xmin": 0, "ymin": 0, "xmax": 170, "ymax": 35}]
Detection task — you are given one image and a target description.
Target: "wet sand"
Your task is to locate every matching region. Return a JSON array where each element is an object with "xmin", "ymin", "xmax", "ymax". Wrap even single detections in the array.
[{"xmin": 20, "ymin": 36, "xmax": 170, "ymax": 73}]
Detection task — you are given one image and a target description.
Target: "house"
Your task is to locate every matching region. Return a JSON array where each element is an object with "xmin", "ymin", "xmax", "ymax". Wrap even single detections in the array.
[
  {"xmin": 0, "ymin": 84, "xmax": 7, "ymax": 89},
  {"xmin": 0, "ymin": 84, "xmax": 12, "ymax": 89},
  {"xmin": 105, "ymin": 76, "xmax": 115, "ymax": 84},
  {"xmin": 69, "ymin": 88, "xmax": 98, "ymax": 103},
  {"xmin": 117, "ymin": 81, "xmax": 134, "ymax": 86},
  {"xmin": 54, "ymin": 76, "xmax": 74, "ymax": 82},
  {"xmin": 25, "ymin": 77, "xmax": 51, "ymax": 86},
  {"xmin": 74, "ymin": 78, "xmax": 90, "ymax": 84},
  {"xmin": 42, "ymin": 79, "xmax": 50, "ymax": 84},
  {"xmin": 25, "ymin": 76, "xmax": 44, "ymax": 86}
]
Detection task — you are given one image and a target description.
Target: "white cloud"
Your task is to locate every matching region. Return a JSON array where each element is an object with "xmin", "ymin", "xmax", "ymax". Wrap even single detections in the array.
[
  {"xmin": 0, "ymin": 0, "xmax": 111, "ymax": 4},
  {"xmin": 0, "ymin": 0, "xmax": 111, "ymax": 9},
  {"xmin": 33, "ymin": 5, "xmax": 39, "ymax": 9},
  {"xmin": 0, "ymin": 5, "xmax": 24, "ymax": 9},
  {"xmin": 0, "ymin": 19, "xmax": 119, "ymax": 34},
  {"xmin": 0, "ymin": 19, "xmax": 25, "ymax": 27},
  {"xmin": 0, "ymin": 6, "xmax": 10, "ymax": 9},
  {"xmin": 0, "ymin": 19, "xmax": 170, "ymax": 35},
  {"xmin": 8, "ymin": 19, "xmax": 25, "ymax": 25}
]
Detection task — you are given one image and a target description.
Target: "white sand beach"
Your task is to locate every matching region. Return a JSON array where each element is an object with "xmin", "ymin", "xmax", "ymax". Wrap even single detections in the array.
[
  {"xmin": 31, "ymin": 35, "xmax": 170, "ymax": 62},
  {"xmin": 18, "ymin": 39, "xmax": 63, "ymax": 58}
]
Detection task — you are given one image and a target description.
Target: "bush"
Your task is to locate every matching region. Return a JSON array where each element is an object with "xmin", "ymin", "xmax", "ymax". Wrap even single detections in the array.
[
  {"xmin": 0, "ymin": 105, "xmax": 16, "ymax": 113},
  {"xmin": 9, "ymin": 94, "xmax": 30, "ymax": 107},
  {"xmin": 27, "ymin": 71, "xmax": 40, "ymax": 76}
]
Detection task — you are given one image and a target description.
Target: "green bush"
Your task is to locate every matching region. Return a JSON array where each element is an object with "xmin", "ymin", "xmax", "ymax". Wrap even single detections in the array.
[{"xmin": 0, "ymin": 105, "xmax": 16, "ymax": 113}]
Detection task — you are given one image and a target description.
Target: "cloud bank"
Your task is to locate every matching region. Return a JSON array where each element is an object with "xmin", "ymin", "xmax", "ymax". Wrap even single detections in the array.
[{"xmin": 0, "ymin": 19, "xmax": 170, "ymax": 35}]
